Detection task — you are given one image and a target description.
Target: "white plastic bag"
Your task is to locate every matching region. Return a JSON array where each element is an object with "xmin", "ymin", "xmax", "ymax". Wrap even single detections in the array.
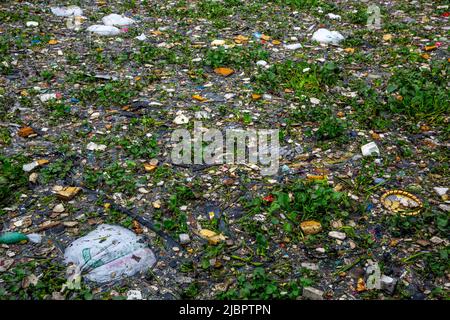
[
  {"xmin": 284, "ymin": 43, "xmax": 302, "ymax": 50},
  {"xmin": 64, "ymin": 224, "xmax": 156, "ymax": 283},
  {"xmin": 51, "ymin": 6, "xmax": 83, "ymax": 17},
  {"xmin": 39, "ymin": 93, "xmax": 57, "ymax": 102},
  {"xmin": 361, "ymin": 142, "xmax": 380, "ymax": 156},
  {"xmin": 326, "ymin": 13, "xmax": 341, "ymax": 20},
  {"xmin": 312, "ymin": 28, "xmax": 344, "ymax": 45},
  {"xmin": 87, "ymin": 25, "xmax": 121, "ymax": 36},
  {"xmin": 102, "ymin": 13, "xmax": 135, "ymax": 26},
  {"xmin": 135, "ymin": 33, "xmax": 147, "ymax": 41}
]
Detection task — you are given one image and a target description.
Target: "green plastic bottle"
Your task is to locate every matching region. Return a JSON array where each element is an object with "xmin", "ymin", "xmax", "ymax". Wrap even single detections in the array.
[{"xmin": 0, "ymin": 232, "xmax": 30, "ymax": 244}]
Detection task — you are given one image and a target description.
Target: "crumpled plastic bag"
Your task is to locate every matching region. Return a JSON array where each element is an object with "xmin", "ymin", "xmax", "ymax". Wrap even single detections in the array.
[
  {"xmin": 87, "ymin": 25, "xmax": 121, "ymax": 36},
  {"xmin": 284, "ymin": 43, "xmax": 302, "ymax": 50},
  {"xmin": 51, "ymin": 6, "xmax": 83, "ymax": 17},
  {"xmin": 64, "ymin": 224, "xmax": 156, "ymax": 283},
  {"xmin": 135, "ymin": 33, "xmax": 147, "ymax": 41},
  {"xmin": 102, "ymin": 13, "xmax": 135, "ymax": 26},
  {"xmin": 312, "ymin": 28, "xmax": 344, "ymax": 45}
]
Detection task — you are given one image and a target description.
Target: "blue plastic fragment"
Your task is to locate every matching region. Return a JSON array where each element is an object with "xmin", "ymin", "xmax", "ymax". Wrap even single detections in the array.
[
  {"xmin": 281, "ymin": 164, "xmax": 290, "ymax": 173},
  {"xmin": 253, "ymin": 32, "xmax": 262, "ymax": 39}
]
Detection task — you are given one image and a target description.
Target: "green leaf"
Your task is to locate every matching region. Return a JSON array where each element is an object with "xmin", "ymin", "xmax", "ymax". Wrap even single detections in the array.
[{"xmin": 283, "ymin": 222, "xmax": 292, "ymax": 233}]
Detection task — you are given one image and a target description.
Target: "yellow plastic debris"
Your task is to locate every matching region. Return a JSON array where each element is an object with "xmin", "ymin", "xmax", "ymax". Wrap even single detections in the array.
[
  {"xmin": 380, "ymin": 190, "xmax": 423, "ymax": 216},
  {"xmin": 344, "ymin": 47, "xmax": 355, "ymax": 54},
  {"xmin": 192, "ymin": 94, "xmax": 208, "ymax": 102},
  {"xmin": 214, "ymin": 67, "xmax": 234, "ymax": 77},
  {"xmin": 357, "ymin": 278, "xmax": 367, "ymax": 292},
  {"xmin": 37, "ymin": 159, "xmax": 49, "ymax": 166},
  {"xmin": 307, "ymin": 174, "xmax": 327, "ymax": 181},
  {"xmin": 251, "ymin": 93, "xmax": 261, "ymax": 100},
  {"xmin": 56, "ymin": 187, "xmax": 81, "ymax": 201},
  {"xmin": 234, "ymin": 35, "xmax": 249, "ymax": 44},
  {"xmin": 198, "ymin": 229, "xmax": 226, "ymax": 245},
  {"xmin": 144, "ymin": 159, "xmax": 158, "ymax": 172},
  {"xmin": 424, "ymin": 45, "xmax": 437, "ymax": 52},
  {"xmin": 300, "ymin": 220, "xmax": 322, "ymax": 235}
]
